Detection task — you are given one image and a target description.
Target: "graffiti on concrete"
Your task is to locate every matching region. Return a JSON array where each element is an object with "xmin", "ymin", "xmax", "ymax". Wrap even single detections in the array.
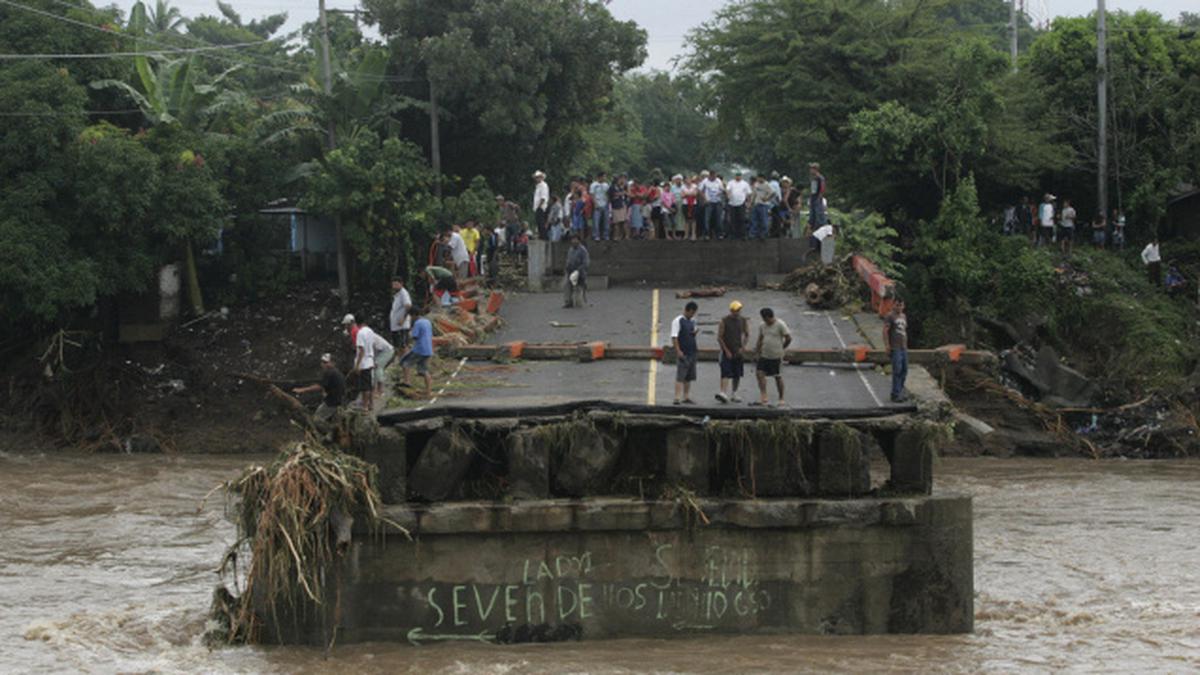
[{"xmin": 409, "ymin": 543, "xmax": 772, "ymax": 644}]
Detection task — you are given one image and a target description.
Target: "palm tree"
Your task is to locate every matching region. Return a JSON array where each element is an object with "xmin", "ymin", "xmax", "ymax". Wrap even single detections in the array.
[{"xmin": 145, "ymin": 0, "xmax": 186, "ymax": 34}]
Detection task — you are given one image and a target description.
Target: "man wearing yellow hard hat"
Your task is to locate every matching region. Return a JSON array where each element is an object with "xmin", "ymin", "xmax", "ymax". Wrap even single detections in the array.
[{"xmin": 715, "ymin": 300, "xmax": 750, "ymax": 403}]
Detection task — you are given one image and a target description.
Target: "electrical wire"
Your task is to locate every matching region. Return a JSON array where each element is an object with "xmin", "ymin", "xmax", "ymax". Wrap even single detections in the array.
[
  {"xmin": 0, "ymin": 40, "xmax": 274, "ymax": 58},
  {"xmin": 0, "ymin": 0, "xmax": 310, "ymax": 76}
]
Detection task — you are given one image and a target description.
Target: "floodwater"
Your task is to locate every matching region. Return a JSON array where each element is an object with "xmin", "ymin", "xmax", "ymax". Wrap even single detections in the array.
[{"xmin": 2, "ymin": 450, "xmax": 1198, "ymax": 673}]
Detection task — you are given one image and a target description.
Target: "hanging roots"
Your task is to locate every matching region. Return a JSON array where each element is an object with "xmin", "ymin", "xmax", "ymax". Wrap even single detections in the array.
[{"xmin": 206, "ymin": 433, "xmax": 405, "ymax": 646}]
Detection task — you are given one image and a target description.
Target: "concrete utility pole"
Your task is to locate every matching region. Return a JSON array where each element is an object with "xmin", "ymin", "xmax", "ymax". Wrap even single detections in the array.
[
  {"xmin": 1096, "ymin": 0, "xmax": 1108, "ymax": 220},
  {"xmin": 319, "ymin": 0, "xmax": 350, "ymax": 306},
  {"xmin": 1010, "ymin": 0, "xmax": 1019, "ymax": 70}
]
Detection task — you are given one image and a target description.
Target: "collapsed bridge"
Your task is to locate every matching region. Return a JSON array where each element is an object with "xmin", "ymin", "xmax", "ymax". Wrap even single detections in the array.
[{"xmin": 269, "ymin": 241, "xmax": 981, "ymax": 646}]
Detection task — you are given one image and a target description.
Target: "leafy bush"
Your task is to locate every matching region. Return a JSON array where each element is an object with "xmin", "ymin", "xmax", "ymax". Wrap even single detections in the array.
[{"xmin": 828, "ymin": 209, "xmax": 903, "ymax": 278}]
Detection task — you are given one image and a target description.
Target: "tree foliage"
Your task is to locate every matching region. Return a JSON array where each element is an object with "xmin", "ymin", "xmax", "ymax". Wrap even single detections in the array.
[{"xmin": 360, "ymin": 0, "xmax": 646, "ymax": 197}]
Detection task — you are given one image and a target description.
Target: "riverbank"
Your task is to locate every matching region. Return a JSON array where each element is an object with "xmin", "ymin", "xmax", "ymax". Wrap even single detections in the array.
[{"xmin": 4, "ymin": 450, "xmax": 1197, "ymax": 673}]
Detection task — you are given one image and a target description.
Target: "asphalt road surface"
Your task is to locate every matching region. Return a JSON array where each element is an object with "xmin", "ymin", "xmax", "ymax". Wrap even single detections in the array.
[{"xmin": 404, "ymin": 288, "xmax": 905, "ymax": 413}]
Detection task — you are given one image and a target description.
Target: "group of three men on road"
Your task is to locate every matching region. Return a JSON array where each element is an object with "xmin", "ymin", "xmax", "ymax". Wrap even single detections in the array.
[
  {"xmin": 671, "ymin": 298, "xmax": 911, "ymax": 407},
  {"xmin": 671, "ymin": 300, "xmax": 793, "ymax": 407}
]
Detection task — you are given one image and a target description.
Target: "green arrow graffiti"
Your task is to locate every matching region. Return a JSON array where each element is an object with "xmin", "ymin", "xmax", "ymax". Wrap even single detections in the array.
[{"xmin": 406, "ymin": 627, "xmax": 496, "ymax": 646}]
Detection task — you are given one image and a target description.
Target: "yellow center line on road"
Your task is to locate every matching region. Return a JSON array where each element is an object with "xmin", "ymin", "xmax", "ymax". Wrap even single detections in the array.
[{"xmin": 647, "ymin": 288, "xmax": 660, "ymax": 405}]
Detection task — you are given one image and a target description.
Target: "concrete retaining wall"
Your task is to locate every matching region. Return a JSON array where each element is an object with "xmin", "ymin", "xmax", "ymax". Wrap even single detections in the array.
[
  {"xmin": 288, "ymin": 494, "xmax": 972, "ymax": 644},
  {"xmin": 357, "ymin": 413, "xmax": 940, "ymax": 505},
  {"xmin": 541, "ymin": 239, "xmax": 810, "ymax": 286}
]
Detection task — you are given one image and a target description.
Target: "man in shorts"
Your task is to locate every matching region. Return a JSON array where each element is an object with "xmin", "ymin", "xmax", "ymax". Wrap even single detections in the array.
[
  {"xmin": 671, "ymin": 301, "xmax": 700, "ymax": 405},
  {"xmin": 399, "ymin": 307, "xmax": 434, "ymax": 399},
  {"xmin": 715, "ymin": 300, "xmax": 749, "ymax": 403},
  {"xmin": 753, "ymin": 307, "xmax": 792, "ymax": 407},
  {"xmin": 353, "ymin": 316, "xmax": 392, "ymax": 410},
  {"xmin": 291, "ymin": 353, "xmax": 345, "ymax": 423}
]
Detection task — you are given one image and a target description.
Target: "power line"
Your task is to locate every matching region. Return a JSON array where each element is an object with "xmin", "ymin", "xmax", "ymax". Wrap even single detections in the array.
[
  {"xmin": 0, "ymin": 40, "xmax": 272, "ymax": 59},
  {"xmin": 0, "ymin": 0, "xmax": 310, "ymax": 76}
]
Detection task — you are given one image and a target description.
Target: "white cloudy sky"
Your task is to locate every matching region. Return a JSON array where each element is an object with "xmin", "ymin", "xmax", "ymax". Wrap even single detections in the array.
[{"xmin": 105, "ymin": 0, "xmax": 1196, "ymax": 72}]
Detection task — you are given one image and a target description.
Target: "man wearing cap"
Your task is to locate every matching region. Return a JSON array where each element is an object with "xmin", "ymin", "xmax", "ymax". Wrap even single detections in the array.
[
  {"xmin": 353, "ymin": 316, "xmax": 394, "ymax": 410},
  {"xmin": 778, "ymin": 177, "xmax": 800, "ymax": 237},
  {"xmin": 715, "ymin": 300, "xmax": 750, "ymax": 403},
  {"xmin": 341, "ymin": 313, "xmax": 359, "ymax": 355},
  {"xmin": 293, "ymin": 353, "xmax": 346, "ymax": 423},
  {"xmin": 532, "ymin": 171, "xmax": 550, "ymax": 240}
]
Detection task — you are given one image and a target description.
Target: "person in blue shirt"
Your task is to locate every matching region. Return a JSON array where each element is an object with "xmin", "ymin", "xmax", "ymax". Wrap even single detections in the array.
[{"xmin": 399, "ymin": 306, "xmax": 435, "ymax": 399}]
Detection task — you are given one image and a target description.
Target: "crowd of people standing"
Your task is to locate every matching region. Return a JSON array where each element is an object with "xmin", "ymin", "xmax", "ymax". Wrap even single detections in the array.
[
  {"xmin": 1002, "ymin": 193, "xmax": 1127, "ymax": 253},
  {"xmin": 531, "ymin": 164, "xmax": 830, "ymax": 243}
]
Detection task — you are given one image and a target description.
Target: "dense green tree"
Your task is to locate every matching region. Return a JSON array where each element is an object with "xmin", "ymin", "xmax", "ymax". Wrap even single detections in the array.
[
  {"xmin": 1023, "ymin": 10, "xmax": 1200, "ymax": 234},
  {"xmin": 359, "ymin": 0, "xmax": 646, "ymax": 198},
  {"xmin": 301, "ymin": 131, "xmax": 438, "ymax": 284}
]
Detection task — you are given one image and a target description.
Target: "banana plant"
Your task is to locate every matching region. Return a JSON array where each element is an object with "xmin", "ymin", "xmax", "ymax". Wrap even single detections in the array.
[{"xmin": 91, "ymin": 54, "xmax": 240, "ymax": 128}]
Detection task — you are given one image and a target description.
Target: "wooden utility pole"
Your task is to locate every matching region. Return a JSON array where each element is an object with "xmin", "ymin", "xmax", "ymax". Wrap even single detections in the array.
[
  {"xmin": 430, "ymin": 77, "xmax": 442, "ymax": 198},
  {"xmin": 1009, "ymin": 0, "xmax": 1019, "ymax": 70},
  {"xmin": 1096, "ymin": 0, "xmax": 1108, "ymax": 220},
  {"xmin": 320, "ymin": 0, "xmax": 350, "ymax": 307}
]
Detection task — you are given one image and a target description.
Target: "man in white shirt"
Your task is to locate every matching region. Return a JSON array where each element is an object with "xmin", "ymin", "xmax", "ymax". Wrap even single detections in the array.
[
  {"xmin": 726, "ymin": 171, "xmax": 753, "ymax": 239},
  {"xmin": 389, "ymin": 277, "xmax": 412, "ymax": 349},
  {"xmin": 447, "ymin": 225, "xmax": 471, "ymax": 279},
  {"xmin": 808, "ymin": 223, "xmax": 835, "ymax": 264},
  {"xmin": 353, "ymin": 318, "xmax": 393, "ymax": 410},
  {"xmin": 1142, "ymin": 238, "xmax": 1162, "ymax": 287},
  {"xmin": 1059, "ymin": 199, "xmax": 1076, "ymax": 255},
  {"xmin": 699, "ymin": 171, "xmax": 725, "ymax": 240},
  {"xmin": 1037, "ymin": 193, "xmax": 1056, "ymax": 248},
  {"xmin": 532, "ymin": 170, "xmax": 550, "ymax": 239},
  {"xmin": 589, "ymin": 172, "xmax": 611, "ymax": 241}
]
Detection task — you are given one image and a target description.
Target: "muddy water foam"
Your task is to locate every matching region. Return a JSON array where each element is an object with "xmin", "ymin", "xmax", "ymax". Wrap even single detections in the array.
[{"xmin": 1, "ymin": 451, "xmax": 1197, "ymax": 673}]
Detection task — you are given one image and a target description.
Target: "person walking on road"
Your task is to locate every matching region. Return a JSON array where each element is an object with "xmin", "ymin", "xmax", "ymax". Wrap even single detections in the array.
[
  {"xmin": 883, "ymin": 299, "xmax": 909, "ymax": 403},
  {"xmin": 562, "ymin": 234, "xmax": 590, "ymax": 308},
  {"xmin": 715, "ymin": 300, "xmax": 750, "ymax": 403},
  {"xmin": 1142, "ymin": 238, "xmax": 1162, "ymax": 287},
  {"xmin": 398, "ymin": 307, "xmax": 434, "ymax": 400},
  {"xmin": 671, "ymin": 301, "xmax": 700, "ymax": 405},
  {"xmin": 389, "ymin": 277, "xmax": 412, "ymax": 350},
  {"xmin": 291, "ymin": 353, "xmax": 346, "ymax": 423},
  {"xmin": 753, "ymin": 307, "xmax": 792, "ymax": 407}
]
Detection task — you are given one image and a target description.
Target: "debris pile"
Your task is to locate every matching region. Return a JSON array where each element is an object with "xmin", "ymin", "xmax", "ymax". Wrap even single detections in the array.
[
  {"xmin": 208, "ymin": 426, "xmax": 403, "ymax": 646},
  {"xmin": 776, "ymin": 262, "xmax": 853, "ymax": 309}
]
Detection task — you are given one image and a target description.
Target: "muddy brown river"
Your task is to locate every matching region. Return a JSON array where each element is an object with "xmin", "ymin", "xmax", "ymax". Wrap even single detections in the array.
[{"xmin": 2, "ymin": 450, "xmax": 1198, "ymax": 673}]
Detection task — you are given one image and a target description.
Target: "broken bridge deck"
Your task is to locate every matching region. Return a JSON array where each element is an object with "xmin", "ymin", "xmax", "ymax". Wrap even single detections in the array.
[{"xmin": 383, "ymin": 287, "xmax": 920, "ymax": 416}]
